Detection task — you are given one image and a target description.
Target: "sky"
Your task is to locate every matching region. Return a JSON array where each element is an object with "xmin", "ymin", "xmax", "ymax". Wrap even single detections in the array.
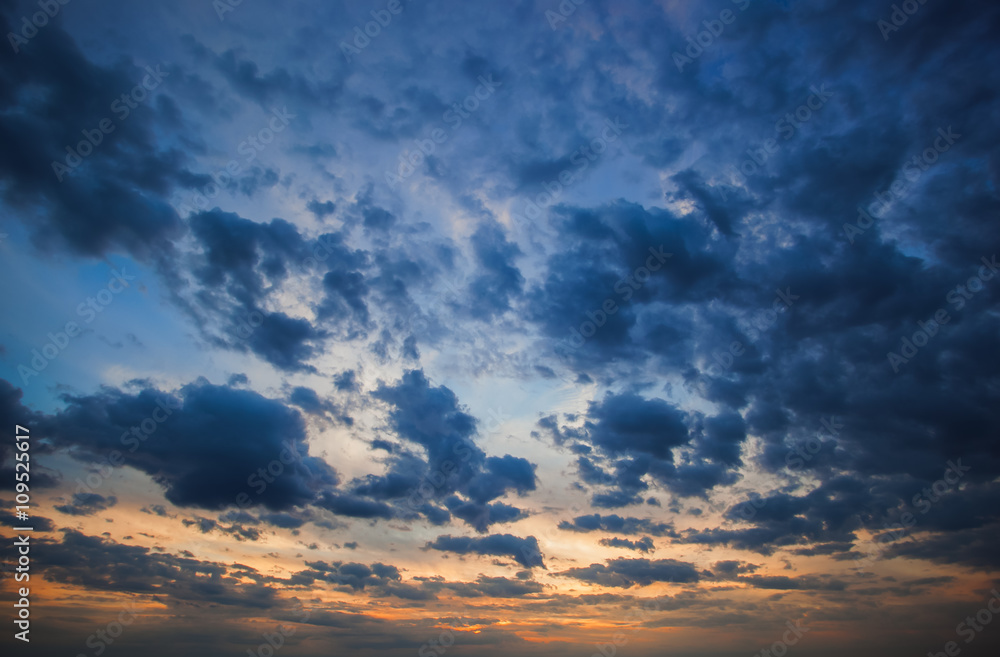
[{"xmin": 1, "ymin": 0, "xmax": 1000, "ymax": 655}]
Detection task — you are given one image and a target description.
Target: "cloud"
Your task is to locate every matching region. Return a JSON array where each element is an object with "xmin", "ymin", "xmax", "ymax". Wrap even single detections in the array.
[
  {"xmin": 321, "ymin": 370, "xmax": 539, "ymax": 532},
  {"xmin": 55, "ymin": 493, "xmax": 118, "ymax": 516},
  {"xmin": 598, "ymin": 536, "xmax": 655, "ymax": 553},
  {"xmin": 545, "ymin": 393, "xmax": 747, "ymax": 503},
  {"xmin": 372, "ymin": 369, "xmax": 483, "ymax": 480},
  {"xmin": 464, "ymin": 219, "xmax": 524, "ymax": 319},
  {"xmin": 557, "ymin": 514, "xmax": 677, "ymax": 537},
  {"xmin": 0, "ymin": 509, "xmax": 54, "ymax": 532},
  {"xmin": 444, "ymin": 575, "xmax": 544, "ymax": 598},
  {"xmin": 296, "ymin": 560, "xmax": 401, "ymax": 591},
  {"xmin": 31, "ymin": 379, "xmax": 337, "ymax": 511},
  {"xmin": 35, "ymin": 529, "xmax": 280, "ymax": 608},
  {"xmin": 585, "ymin": 393, "xmax": 691, "ymax": 459},
  {"xmin": 467, "ymin": 455, "xmax": 538, "ymax": 504},
  {"xmin": 316, "ymin": 492, "xmax": 395, "ymax": 520},
  {"xmin": 884, "ymin": 522, "xmax": 1000, "ymax": 571},
  {"xmin": 557, "ymin": 558, "xmax": 700, "ymax": 588},
  {"xmin": 735, "ymin": 574, "xmax": 847, "ymax": 591},
  {"xmin": 0, "ymin": 19, "xmax": 186, "ymax": 262},
  {"xmin": 287, "ymin": 386, "xmax": 334, "ymax": 415},
  {"xmin": 425, "ymin": 534, "xmax": 544, "ymax": 569}
]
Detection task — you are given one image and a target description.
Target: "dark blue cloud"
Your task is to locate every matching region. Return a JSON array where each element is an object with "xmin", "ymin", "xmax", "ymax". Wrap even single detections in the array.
[
  {"xmin": 258, "ymin": 511, "xmax": 306, "ymax": 529},
  {"xmin": 188, "ymin": 210, "xmax": 306, "ymax": 306},
  {"xmin": 544, "ymin": 393, "xmax": 747, "ymax": 503},
  {"xmin": 598, "ymin": 536, "xmax": 655, "ymax": 553},
  {"xmin": 316, "ymin": 492, "xmax": 396, "ymax": 520},
  {"xmin": 287, "ymin": 386, "xmax": 331, "ymax": 415},
  {"xmin": 246, "ymin": 312, "xmax": 326, "ymax": 373},
  {"xmin": 585, "ymin": 393, "xmax": 691, "ymax": 459},
  {"xmin": 558, "ymin": 557, "xmax": 700, "ymax": 588},
  {"xmin": 444, "ymin": 574, "xmax": 544, "ymax": 598},
  {"xmin": 464, "ymin": 219, "xmax": 524, "ymax": 319},
  {"xmin": 0, "ymin": 14, "xmax": 186, "ymax": 261},
  {"xmin": 334, "ymin": 370, "xmax": 359, "ymax": 391},
  {"xmin": 425, "ymin": 533, "xmax": 544, "ymax": 569},
  {"xmin": 298, "ymin": 560, "xmax": 402, "ymax": 592},
  {"xmin": 54, "ymin": 493, "xmax": 118, "ymax": 516},
  {"xmin": 373, "ymin": 369, "xmax": 483, "ymax": 482},
  {"xmin": 557, "ymin": 513, "xmax": 677, "ymax": 537},
  {"xmin": 343, "ymin": 370, "xmax": 538, "ymax": 532},
  {"xmin": 25, "ymin": 379, "xmax": 338, "ymax": 511},
  {"xmin": 35, "ymin": 529, "xmax": 280, "ymax": 608},
  {"xmin": 467, "ymin": 455, "xmax": 537, "ymax": 503},
  {"xmin": 446, "ymin": 499, "xmax": 526, "ymax": 533}
]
